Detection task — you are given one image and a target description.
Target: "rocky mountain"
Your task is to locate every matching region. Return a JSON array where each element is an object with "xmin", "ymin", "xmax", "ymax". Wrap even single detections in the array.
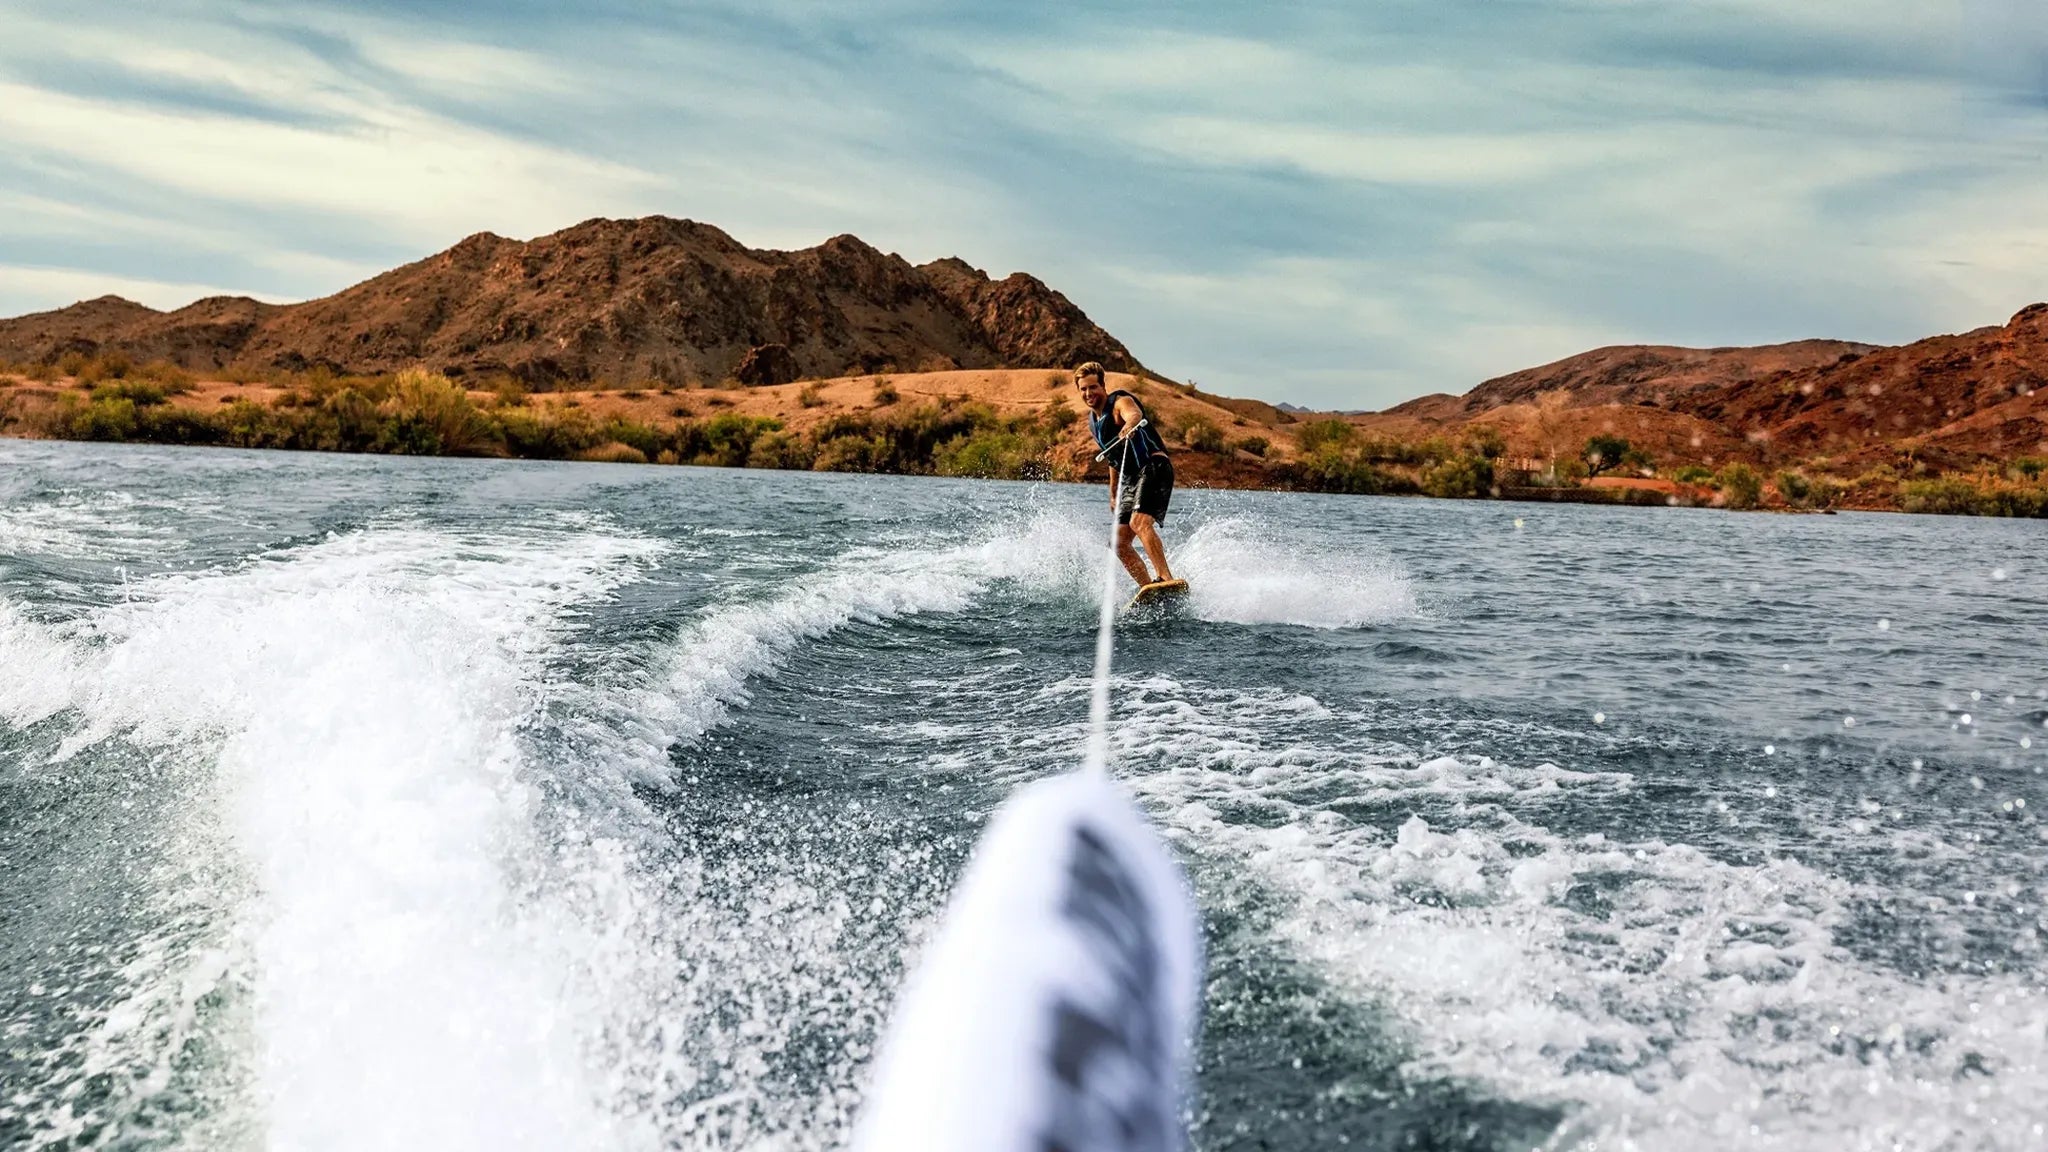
[
  {"xmin": 1674, "ymin": 304, "xmax": 2048, "ymax": 465},
  {"xmin": 1371, "ymin": 305, "xmax": 2048, "ymax": 467},
  {"xmin": 1446, "ymin": 339, "xmax": 1876, "ymax": 416},
  {"xmin": 0, "ymin": 217, "xmax": 1141, "ymax": 386}
]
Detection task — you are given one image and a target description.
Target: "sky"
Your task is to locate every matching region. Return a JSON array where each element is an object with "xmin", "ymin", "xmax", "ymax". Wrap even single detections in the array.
[{"xmin": 1, "ymin": 0, "xmax": 2045, "ymax": 409}]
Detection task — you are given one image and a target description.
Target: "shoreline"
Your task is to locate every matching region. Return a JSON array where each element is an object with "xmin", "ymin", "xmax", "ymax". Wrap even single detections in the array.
[{"xmin": 3, "ymin": 366, "xmax": 2040, "ymax": 518}]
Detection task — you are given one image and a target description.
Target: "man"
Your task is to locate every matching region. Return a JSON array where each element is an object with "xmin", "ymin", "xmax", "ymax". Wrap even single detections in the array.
[{"xmin": 1074, "ymin": 362, "xmax": 1176, "ymax": 587}]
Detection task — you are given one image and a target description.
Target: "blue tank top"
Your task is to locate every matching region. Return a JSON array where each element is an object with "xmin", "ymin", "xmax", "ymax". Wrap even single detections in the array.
[{"xmin": 1089, "ymin": 390, "xmax": 1167, "ymax": 468}]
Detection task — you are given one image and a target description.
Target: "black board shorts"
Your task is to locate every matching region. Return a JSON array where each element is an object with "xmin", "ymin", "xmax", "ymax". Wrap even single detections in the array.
[{"xmin": 1117, "ymin": 454, "xmax": 1174, "ymax": 525}]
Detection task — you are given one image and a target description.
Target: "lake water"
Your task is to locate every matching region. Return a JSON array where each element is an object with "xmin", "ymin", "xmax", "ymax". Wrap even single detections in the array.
[{"xmin": 2, "ymin": 440, "xmax": 2043, "ymax": 1151}]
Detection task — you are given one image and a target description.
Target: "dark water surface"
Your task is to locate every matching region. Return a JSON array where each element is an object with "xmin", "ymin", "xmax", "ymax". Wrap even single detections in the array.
[{"xmin": 2, "ymin": 440, "xmax": 2043, "ymax": 1151}]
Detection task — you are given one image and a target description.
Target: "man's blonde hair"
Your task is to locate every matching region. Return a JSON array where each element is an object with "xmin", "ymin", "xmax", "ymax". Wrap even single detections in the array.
[{"xmin": 1072, "ymin": 361, "xmax": 1106, "ymax": 383}]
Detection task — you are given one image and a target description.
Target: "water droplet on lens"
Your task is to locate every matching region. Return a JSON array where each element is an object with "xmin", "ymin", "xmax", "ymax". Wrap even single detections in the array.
[
  {"xmin": 1877, "ymin": 619, "xmax": 1890, "ymax": 631},
  {"xmin": 1764, "ymin": 744, "xmax": 1776, "ymax": 754},
  {"xmin": 1593, "ymin": 712, "xmax": 1605, "ymax": 724}
]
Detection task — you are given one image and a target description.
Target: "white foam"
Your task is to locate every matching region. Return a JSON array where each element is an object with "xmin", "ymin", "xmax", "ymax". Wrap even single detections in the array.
[
  {"xmin": 609, "ymin": 509, "xmax": 1413, "ymax": 775},
  {"xmin": 0, "ymin": 597, "xmax": 82, "ymax": 728},
  {"xmin": 1173, "ymin": 516, "xmax": 1416, "ymax": 629},
  {"xmin": 11, "ymin": 520, "xmax": 673, "ymax": 1151},
  {"xmin": 0, "ymin": 489, "xmax": 181, "ymax": 560},
  {"xmin": 1100, "ymin": 679, "xmax": 2048, "ymax": 1151}
]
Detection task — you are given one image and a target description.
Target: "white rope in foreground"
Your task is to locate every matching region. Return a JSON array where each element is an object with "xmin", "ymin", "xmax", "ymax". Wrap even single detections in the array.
[{"xmin": 853, "ymin": 423, "xmax": 1202, "ymax": 1152}]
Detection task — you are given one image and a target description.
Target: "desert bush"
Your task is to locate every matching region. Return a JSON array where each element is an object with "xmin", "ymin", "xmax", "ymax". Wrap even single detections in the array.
[
  {"xmin": 1420, "ymin": 454, "xmax": 1495, "ymax": 499},
  {"xmin": 56, "ymin": 351, "xmax": 91, "ymax": 378},
  {"xmin": 1296, "ymin": 418, "xmax": 1355, "ymax": 453},
  {"xmin": 1236, "ymin": 436, "xmax": 1269, "ymax": 458},
  {"xmin": 798, "ymin": 383, "xmax": 825, "ymax": 408},
  {"xmin": 1182, "ymin": 415, "xmax": 1225, "ymax": 453},
  {"xmin": 576, "ymin": 442, "xmax": 648, "ymax": 464},
  {"xmin": 598, "ymin": 417, "xmax": 666, "ymax": 459},
  {"xmin": 90, "ymin": 380, "xmax": 169, "ymax": 407},
  {"xmin": 871, "ymin": 379, "xmax": 899, "ymax": 406},
  {"xmin": 1673, "ymin": 465, "xmax": 1714, "ymax": 485},
  {"xmin": 1046, "ymin": 372, "xmax": 1066, "ymax": 390},
  {"xmin": 132, "ymin": 360, "xmax": 196, "ymax": 391},
  {"xmin": 746, "ymin": 430, "xmax": 814, "ymax": 470},
  {"xmin": 2009, "ymin": 457, "xmax": 2046, "ymax": 481},
  {"xmin": 1979, "ymin": 483, "xmax": 2048, "ymax": 518},
  {"xmin": 1283, "ymin": 444, "xmax": 1406, "ymax": 495},
  {"xmin": 381, "ymin": 368, "xmax": 496, "ymax": 455},
  {"xmin": 1041, "ymin": 398, "xmax": 1079, "ymax": 432},
  {"xmin": 499, "ymin": 404, "xmax": 600, "ymax": 459},
  {"xmin": 1900, "ymin": 477, "xmax": 1984, "ymax": 516},
  {"xmin": 696, "ymin": 412, "xmax": 783, "ymax": 468},
  {"xmin": 24, "ymin": 360, "xmax": 60, "ymax": 383},
  {"xmin": 1775, "ymin": 470, "xmax": 1812, "ymax": 506},
  {"xmin": 1585, "ymin": 433, "xmax": 1631, "ymax": 476},
  {"xmin": 1352, "ymin": 436, "xmax": 1418, "ymax": 466},
  {"xmin": 1461, "ymin": 426, "xmax": 1507, "ymax": 460},
  {"xmin": 1716, "ymin": 462, "xmax": 1763, "ymax": 510},
  {"xmin": 812, "ymin": 431, "xmax": 890, "ymax": 473},
  {"xmin": 51, "ymin": 393, "xmax": 139, "ymax": 440},
  {"xmin": 934, "ymin": 429, "xmax": 1039, "ymax": 479}
]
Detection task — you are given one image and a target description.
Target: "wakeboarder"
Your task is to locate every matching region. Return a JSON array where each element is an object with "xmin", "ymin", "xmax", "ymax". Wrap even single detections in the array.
[{"xmin": 1074, "ymin": 362, "xmax": 1183, "ymax": 602}]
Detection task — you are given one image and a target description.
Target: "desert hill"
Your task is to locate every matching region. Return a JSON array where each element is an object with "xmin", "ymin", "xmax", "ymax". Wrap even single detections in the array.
[
  {"xmin": 1362, "ymin": 304, "xmax": 2048, "ymax": 469},
  {"xmin": 0, "ymin": 217, "xmax": 1140, "ymax": 387},
  {"xmin": 5, "ymin": 216, "xmax": 2046, "ymax": 512}
]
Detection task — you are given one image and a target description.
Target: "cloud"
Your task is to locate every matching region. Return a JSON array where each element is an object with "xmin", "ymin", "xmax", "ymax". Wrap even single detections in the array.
[
  {"xmin": 0, "ymin": 263, "xmax": 286, "ymax": 318},
  {"xmin": 0, "ymin": 0, "xmax": 2044, "ymax": 409}
]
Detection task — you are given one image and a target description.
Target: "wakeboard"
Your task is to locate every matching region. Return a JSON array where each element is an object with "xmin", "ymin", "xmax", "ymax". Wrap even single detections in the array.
[{"xmin": 1126, "ymin": 578, "xmax": 1190, "ymax": 610}]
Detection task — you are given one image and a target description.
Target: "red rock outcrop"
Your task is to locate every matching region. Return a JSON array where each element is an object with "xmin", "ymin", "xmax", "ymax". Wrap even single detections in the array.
[{"xmin": 0, "ymin": 217, "xmax": 1143, "ymax": 386}]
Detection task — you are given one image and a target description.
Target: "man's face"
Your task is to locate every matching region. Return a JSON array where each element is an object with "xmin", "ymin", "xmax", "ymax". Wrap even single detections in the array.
[{"xmin": 1075, "ymin": 374, "xmax": 1107, "ymax": 410}]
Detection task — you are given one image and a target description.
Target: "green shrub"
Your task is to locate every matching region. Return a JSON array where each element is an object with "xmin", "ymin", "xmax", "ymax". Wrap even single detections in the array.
[
  {"xmin": 1182, "ymin": 415, "xmax": 1225, "ymax": 453},
  {"xmin": 90, "ymin": 380, "xmax": 169, "ymax": 407},
  {"xmin": 1775, "ymin": 470, "xmax": 1812, "ymax": 506},
  {"xmin": 1980, "ymin": 484, "xmax": 2048, "ymax": 518},
  {"xmin": 1461, "ymin": 426, "xmax": 1507, "ymax": 460},
  {"xmin": 2009, "ymin": 457, "xmax": 2046, "ymax": 481},
  {"xmin": 1296, "ymin": 418, "xmax": 1355, "ymax": 453},
  {"xmin": 1236, "ymin": 436, "xmax": 1269, "ymax": 458},
  {"xmin": 132, "ymin": 360, "xmax": 196, "ymax": 391},
  {"xmin": 872, "ymin": 379, "xmax": 899, "ymax": 406},
  {"xmin": 1585, "ymin": 433, "xmax": 1631, "ymax": 476},
  {"xmin": 1673, "ymin": 465, "xmax": 1713, "ymax": 485},
  {"xmin": 1716, "ymin": 462, "xmax": 1763, "ymax": 510},
  {"xmin": 379, "ymin": 368, "xmax": 496, "ymax": 456},
  {"xmin": 576, "ymin": 442, "xmax": 648, "ymax": 464},
  {"xmin": 1900, "ymin": 477, "xmax": 1984, "ymax": 516},
  {"xmin": 1042, "ymin": 398, "xmax": 1079, "ymax": 432},
  {"xmin": 798, "ymin": 383, "xmax": 825, "ymax": 408},
  {"xmin": 934, "ymin": 429, "xmax": 1039, "ymax": 478},
  {"xmin": 52, "ymin": 393, "xmax": 138, "ymax": 440},
  {"xmin": 499, "ymin": 405, "xmax": 600, "ymax": 459},
  {"xmin": 812, "ymin": 431, "xmax": 890, "ymax": 473},
  {"xmin": 746, "ymin": 430, "xmax": 813, "ymax": 470},
  {"xmin": 1420, "ymin": 454, "xmax": 1495, "ymax": 499},
  {"xmin": 697, "ymin": 412, "xmax": 782, "ymax": 468},
  {"xmin": 1285, "ymin": 444, "xmax": 1406, "ymax": 494}
]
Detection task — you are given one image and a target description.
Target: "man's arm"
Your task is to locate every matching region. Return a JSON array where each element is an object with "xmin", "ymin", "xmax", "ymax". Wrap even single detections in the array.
[{"xmin": 1112, "ymin": 394, "xmax": 1145, "ymax": 435}]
